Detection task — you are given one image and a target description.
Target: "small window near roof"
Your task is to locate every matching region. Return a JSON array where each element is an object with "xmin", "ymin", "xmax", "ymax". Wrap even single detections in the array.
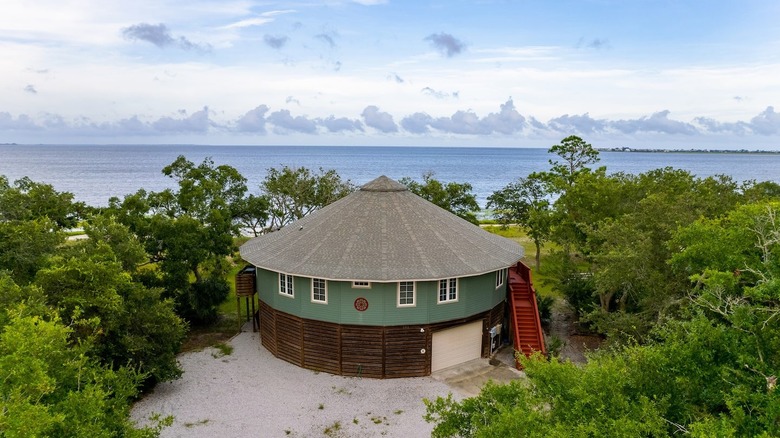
[
  {"xmin": 279, "ymin": 273, "xmax": 294, "ymax": 297},
  {"xmin": 352, "ymin": 281, "xmax": 371, "ymax": 289},
  {"xmin": 496, "ymin": 269, "xmax": 506, "ymax": 289},
  {"xmin": 398, "ymin": 281, "xmax": 415, "ymax": 307},
  {"xmin": 438, "ymin": 278, "xmax": 458, "ymax": 303},
  {"xmin": 312, "ymin": 278, "xmax": 327, "ymax": 303}
]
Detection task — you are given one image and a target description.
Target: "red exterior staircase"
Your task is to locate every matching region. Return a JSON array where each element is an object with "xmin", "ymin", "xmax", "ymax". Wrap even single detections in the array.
[{"xmin": 508, "ymin": 262, "xmax": 546, "ymax": 369}]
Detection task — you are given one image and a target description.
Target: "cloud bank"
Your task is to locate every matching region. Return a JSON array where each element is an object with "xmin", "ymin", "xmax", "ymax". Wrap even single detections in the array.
[{"xmin": 3, "ymin": 100, "xmax": 780, "ymax": 146}]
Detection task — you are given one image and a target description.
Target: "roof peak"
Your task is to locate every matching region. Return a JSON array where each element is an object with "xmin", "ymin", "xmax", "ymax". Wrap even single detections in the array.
[{"xmin": 360, "ymin": 175, "xmax": 408, "ymax": 192}]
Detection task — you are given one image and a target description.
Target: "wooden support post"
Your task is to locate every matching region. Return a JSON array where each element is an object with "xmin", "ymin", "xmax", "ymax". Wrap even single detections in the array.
[
  {"xmin": 251, "ymin": 296, "xmax": 257, "ymax": 332},
  {"xmin": 237, "ymin": 296, "xmax": 242, "ymax": 332}
]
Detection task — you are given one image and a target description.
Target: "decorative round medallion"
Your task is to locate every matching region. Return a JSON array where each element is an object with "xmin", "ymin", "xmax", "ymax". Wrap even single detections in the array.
[{"xmin": 354, "ymin": 297, "xmax": 369, "ymax": 312}]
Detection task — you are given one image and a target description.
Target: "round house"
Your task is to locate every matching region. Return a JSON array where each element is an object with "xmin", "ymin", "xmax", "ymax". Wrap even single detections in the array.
[{"xmin": 239, "ymin": 176, "xmax": 525, "ymax": 378}]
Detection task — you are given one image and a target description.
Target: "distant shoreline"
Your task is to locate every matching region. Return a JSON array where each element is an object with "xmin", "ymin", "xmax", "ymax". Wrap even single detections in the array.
[{"xmin": 599, "ymin": 147, "xmax": 780, "ymax": 154}]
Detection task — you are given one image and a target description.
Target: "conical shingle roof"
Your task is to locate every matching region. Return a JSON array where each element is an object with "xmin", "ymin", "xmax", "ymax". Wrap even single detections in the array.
[{"xmin": 240, "ymin": 175, "xmax": 523, "ymax": 281}]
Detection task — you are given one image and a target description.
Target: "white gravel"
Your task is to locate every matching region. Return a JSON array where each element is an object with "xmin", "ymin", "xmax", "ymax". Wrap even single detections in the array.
[{"xmin": 131, "ymin": 328, "xmax": 463, "ymax": 437}]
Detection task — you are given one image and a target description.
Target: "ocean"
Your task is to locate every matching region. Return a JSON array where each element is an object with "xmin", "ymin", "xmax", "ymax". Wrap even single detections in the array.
[{"xmin": 1, "ymin": 144, "xmax": 779, "ymax": 208}]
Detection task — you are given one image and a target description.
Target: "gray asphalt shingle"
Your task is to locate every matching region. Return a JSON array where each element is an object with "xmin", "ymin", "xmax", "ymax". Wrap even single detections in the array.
[{"xmin": 239, "ymin": 176, "xmax": 523, "ymax": 281}]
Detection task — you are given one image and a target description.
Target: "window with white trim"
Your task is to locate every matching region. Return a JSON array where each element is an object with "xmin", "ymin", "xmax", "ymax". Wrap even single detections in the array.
[
  {"xmin": 311, "ymin": 278, "xmax": 327, "ymax": 303},
  {"xmin": 438, "ymin": 278, "xmax": 458, "ymax": 303},
  {"xmin": 352, "ymin": 281, "xmax": 371, "ymax": 289},
  {"xmin": 398, "ymin": 281, "xmax": 415, "ymax": 307},
  {"xmin": 496, "ymin": 269, "xmax": 506, "ymax": 288},
  {"xmin": 279, "ymin": 273, "xmax": 294, "ymax": 297}
]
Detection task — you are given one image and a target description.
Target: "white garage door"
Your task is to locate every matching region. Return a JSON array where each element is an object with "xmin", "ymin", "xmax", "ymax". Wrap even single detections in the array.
[{"xmin": 431, "ymin": 320, "xmax": 483, "ymax": 372}]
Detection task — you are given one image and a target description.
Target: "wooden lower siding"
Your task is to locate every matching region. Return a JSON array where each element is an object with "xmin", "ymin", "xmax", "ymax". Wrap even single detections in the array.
[{"xmin": 259, "ymin": 299, "xmax": 505, "ymax": 378}]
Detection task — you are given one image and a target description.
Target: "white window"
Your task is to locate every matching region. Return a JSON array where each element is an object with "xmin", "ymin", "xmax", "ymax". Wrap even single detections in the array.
[
  {"xmin": 279, "ymin": 273, "xmax": 294, "ymax": 297},
  {"xmin": 438, "ymin": 278, "xmax": 458, "ymax": 303},
  {"xmin": 311, "ymin": 278, "xmax": 327, "ymax": 303},
  {"xmin": 398, "ymin": 281, "xmax": 416, "ymax": 307},
  {"xmin": 352, "ymin": 281, "xmax": 371, "ymax": 289},
  {"xmin": 496, "ymin": 269, "xmax": 506, "ymax": 289}
]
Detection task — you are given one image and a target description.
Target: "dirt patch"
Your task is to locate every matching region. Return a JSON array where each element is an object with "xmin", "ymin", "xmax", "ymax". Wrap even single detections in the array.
[
  {"xmin": 180, "ymin": 316, "xmax": 240, "ymax": 352},
  {"xmin": 180, "ymin": 331, "xmax": 235, "ymax": 353},
  {"xmin": 546, "ymin": 299, "xmax": 602, "ymax": 363}
]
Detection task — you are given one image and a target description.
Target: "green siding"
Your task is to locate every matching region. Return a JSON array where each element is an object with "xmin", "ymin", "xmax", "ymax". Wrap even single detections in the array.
[
  {"xmin": 380, "ymin": 281, "xmax": 430, "ymax": 326},
  {"xmin": 427, "ymin": 273, "xmax": 502, "ymax": 323},
  {"xmin": 340, "ymin": 283, "xmax": 390, "ymax": 325},
  {"xmin": 255, "ymin": 267, "xmax": 507, "ymax": 326},
  {"xmin": 256, "ymin": 268, "xmax": 277, "ymax": 305}
]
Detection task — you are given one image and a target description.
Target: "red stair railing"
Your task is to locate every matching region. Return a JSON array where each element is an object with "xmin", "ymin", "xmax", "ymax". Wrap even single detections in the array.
[{"xmin": 508, "ymin": 261, "xmax": 546, "ymax": 369}]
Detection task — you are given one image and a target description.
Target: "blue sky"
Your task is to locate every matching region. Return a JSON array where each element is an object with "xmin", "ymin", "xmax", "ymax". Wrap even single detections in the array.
[{"xmin": 2, "ymin": 0, "xmax": 780, "ymax": 148}]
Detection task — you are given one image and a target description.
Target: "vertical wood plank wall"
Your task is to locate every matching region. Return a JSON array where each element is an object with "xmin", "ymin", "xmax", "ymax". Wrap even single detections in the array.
[
  {"xmin": 259, "ymin": 299, "xmax": 505, "ymax": 378},
  {"xmin": 235, "ymin": 267, "xmax": 256, "ymax": 296}
]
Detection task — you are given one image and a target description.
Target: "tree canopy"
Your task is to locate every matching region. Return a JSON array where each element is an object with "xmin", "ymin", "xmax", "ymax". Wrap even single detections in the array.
[
  {"xmin": 427, "ymin": 202, "xmax": 780, "ymax": 437},
  {"xmin": 400, "ymin": 172, "xmax": 480, "ymax": 224},
  {"xmin": 108, "ymin": 156, "xmax": 247, "ymax": 323},
  {"xmin": 260, "ymin": 166, "xmax": 354, "ymax": 232},
  {"xmin": 0, "ymin": 177, "xmax": 177, "ymax": 436},
  {"xmin": 487, "ymin": 173, "xmax": 552, "ymax": 270},
  {"xmin": 0, "ymin": 175, "xmax": 85, "ymax": 228},
  {"xmin": 429, "ymin": 137, "xmax": 780, "ymax": 436}
]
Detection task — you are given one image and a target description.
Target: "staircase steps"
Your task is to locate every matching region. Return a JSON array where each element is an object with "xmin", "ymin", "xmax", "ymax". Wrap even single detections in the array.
[{"xmin": 507, "ymin": 262, "xmax": 546, "ymax": 369}]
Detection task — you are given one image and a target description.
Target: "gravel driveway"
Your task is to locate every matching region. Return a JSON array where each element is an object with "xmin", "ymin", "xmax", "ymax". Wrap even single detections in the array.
[{"xmin": 131, "ymin": 328, "xmax": 466, "ymax": 437}]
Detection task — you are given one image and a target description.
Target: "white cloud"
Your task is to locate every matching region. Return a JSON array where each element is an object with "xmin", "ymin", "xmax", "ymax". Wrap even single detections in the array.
[
  {"xmin": 361, "ymin": 106, "xmax": 398, "ymax": 133},
  {"xmin": 152, "ymin": 107, "xmax": 212, "ymax": 133},
  {"xmin": 400, "ymin": 112, "xmax": 433, "ymax": 134},
  {"xmin": 267, "ymin": 109, "xmax": 318, "ymax": 134},
  {"xmin": 548, "ymin": 113, "xmax": 607, "ymax": 134},
  {"xmin": 221, "ymin": 10, "xmax": 296, "ymax": 29},
  {"xmin": 749, "ymin": 106, "xmax": 780, "ymax": 135},
  {"xmin": 610, "ymin": 110, "xmax": 698, "ymax": 135},
  {"xmin": 235, "ymin": 105, "xmax": 269, "ymax": 133},
  {"xmin": 3, "ymin": 102, "xmax": 780, "ymax": 149},
  {"xmin": 320, "ymin": 116, "xmax": 363, "ymax": 132}
]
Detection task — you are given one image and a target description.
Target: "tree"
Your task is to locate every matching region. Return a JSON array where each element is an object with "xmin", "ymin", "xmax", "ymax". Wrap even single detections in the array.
[
  {"xmin": 0, "ymin": 175, "xmax": 84, "ymax": 229},
  {"xmin": 0, "ymin": 218, "xmax": 64, "ymax": 284},
  {"xmin": 400, "ymin": 172, "xmax": 481, "ymax": 224},
  {"xmin": 161, "ymin": 155, "xmax": 247, "ymax": 219},
  {"xmin": 35, "ymin": 242, "xmax": 186, "ymax": 383},
  {"xmin": 0, "ymin": 176, "xmax": 83, "ymax": 284},
  {"xmin": 742, "ymin": 180, "xmax": 780, "ymax": 203},
  {"xmin": 487, "ymin": 174, "xmax": 552, "ymax": 270},
  {"xmin": 546, "ymin": 135, "xmax": 600, "ymax": 188},
  {"xmin": 425, "ymin": 200, "xmax": 780, "ymax": 437},
  {"xmin": 108, "ymin": 156, "xmax": 248, "ymax": 324},
  {"xmin": 425, "ymin": 356, "xmax": 666, "ymax": 438},
  {"xmin": 233, "ymin": 193, "xmax": 270, "ymax": 237},
  {"xmin": 82, "ymin": 215, "xmax": 147, "ymax": 271},
  {"xmin": 522, "ymin": 164, "xmax": 746, "ymax": 342},
  {"xmin": 532, "ymin": 136, "xmax": 604, "ymax": 260},
  {"xmin": 261, "ymin": 166, "xmax": 354, "ymax": 231},
  {"xmin": 582, "ymin": 170, "xmax": 743, "ymax": 341},
  {"xmin": 0, "ymin": 301, "xmax": 169, "ymax": 437}
]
